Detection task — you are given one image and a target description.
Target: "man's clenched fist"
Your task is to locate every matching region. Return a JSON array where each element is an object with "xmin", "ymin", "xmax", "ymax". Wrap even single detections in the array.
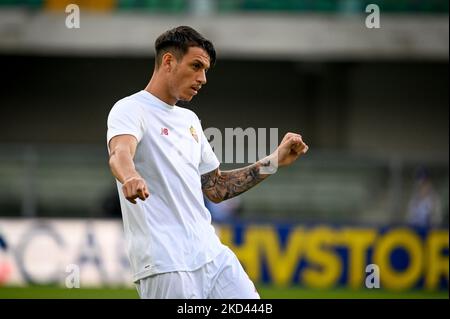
[{"xmin": 122, "ymin": 175, "xmax": 150, "ymax": 204}]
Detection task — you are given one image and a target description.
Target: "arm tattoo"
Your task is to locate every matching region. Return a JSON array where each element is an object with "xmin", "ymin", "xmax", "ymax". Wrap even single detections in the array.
[{"xmin": 201, "ymin": 159, "xmax": 272, "ymax": 203}]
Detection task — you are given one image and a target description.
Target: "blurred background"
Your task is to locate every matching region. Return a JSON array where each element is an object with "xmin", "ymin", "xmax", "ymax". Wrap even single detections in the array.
[{"xmin": 0, "ymin": 0, "xmax": 448, "ymax": 298}]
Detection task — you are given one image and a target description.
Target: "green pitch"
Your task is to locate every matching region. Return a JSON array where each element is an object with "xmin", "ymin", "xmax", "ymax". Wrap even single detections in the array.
[{"xmin": 0, "ymin": 285, "xmax": 447, "ymax": 299}]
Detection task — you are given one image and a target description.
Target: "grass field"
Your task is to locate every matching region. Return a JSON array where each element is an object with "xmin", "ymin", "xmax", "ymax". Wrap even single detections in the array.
[{"xmin": 0, "ymin": 285, "xmax": 447, "ymax": 299}]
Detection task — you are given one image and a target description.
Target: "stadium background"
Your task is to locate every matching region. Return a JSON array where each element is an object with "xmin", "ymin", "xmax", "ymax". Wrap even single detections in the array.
[{"xmin": 0, "ymin": 0, "xmax": 448, "ymax": 298}]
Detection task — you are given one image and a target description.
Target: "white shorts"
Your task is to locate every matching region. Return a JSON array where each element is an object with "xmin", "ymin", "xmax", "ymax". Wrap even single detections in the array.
[{"xmin": 135, "ymin": 247, "xmax": 260, "ymax": 299}]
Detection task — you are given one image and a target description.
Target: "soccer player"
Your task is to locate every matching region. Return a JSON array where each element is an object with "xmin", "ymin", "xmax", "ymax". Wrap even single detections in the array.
[{"xmin": 107, "ymin": 26, "xmax": 308, "ymax": 299}]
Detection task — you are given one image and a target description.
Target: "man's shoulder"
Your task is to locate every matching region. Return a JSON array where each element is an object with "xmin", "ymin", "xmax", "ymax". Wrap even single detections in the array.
[{"xmin": 110, "ymin": 92, "xmax": 144, "ymax": 112}]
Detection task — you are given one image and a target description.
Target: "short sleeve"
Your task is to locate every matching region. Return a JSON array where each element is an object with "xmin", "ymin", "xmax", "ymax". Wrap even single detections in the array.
[
  {"xmin": 197, "ymin": 119, "xmax": 220, "ymax": 175},
  {"xmin": 107, "ymin": 99, "xmax": 145, "ymax": 151}
]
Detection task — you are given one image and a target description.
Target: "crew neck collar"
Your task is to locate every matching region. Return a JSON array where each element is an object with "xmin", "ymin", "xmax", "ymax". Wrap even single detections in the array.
[{"xmin": 140, "ymin": 90, "xmax": 176, "ymax": 110}]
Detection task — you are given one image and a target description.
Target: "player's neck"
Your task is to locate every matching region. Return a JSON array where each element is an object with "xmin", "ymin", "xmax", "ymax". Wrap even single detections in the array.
[{"xmin": 145, "ymin": 75, "xmax": 177, "ymax": 106}]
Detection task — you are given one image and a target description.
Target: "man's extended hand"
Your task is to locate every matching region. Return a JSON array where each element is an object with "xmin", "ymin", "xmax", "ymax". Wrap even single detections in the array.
[
  {"xmin": 274, "ymin": 132, "xmax": 309, "ymax": 168},
  {"xmin": 122, "ymin": 175, "xmax": 150, "ymax": 204}
]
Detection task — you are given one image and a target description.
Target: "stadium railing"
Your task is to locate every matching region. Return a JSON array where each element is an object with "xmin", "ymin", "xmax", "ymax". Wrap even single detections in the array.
[{"xmin": 0, "ymin": 144, "xmax": 448, "ymax": 226}]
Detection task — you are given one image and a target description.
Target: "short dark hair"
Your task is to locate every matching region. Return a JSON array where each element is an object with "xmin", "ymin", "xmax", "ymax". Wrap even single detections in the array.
[{"xmin": 155, "ymin": 26, "xmax": 216, "ymax": 68}]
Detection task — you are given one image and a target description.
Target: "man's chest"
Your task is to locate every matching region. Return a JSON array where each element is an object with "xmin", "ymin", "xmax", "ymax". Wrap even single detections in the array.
[{"xmin": 145, "ymin": 116, "xmax": 202, "ymax": 166}]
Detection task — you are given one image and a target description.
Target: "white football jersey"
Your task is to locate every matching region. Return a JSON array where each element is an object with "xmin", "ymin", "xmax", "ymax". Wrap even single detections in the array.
[{"xmin": 107, "ymin": 90, "xmax": 224, "ymax": 282}]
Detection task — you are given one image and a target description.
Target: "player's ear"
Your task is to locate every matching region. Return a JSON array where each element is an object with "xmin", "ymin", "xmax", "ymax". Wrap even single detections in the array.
[{"xmin": 162, "ymin": 52, "xmax": 175, "ymax": 72}]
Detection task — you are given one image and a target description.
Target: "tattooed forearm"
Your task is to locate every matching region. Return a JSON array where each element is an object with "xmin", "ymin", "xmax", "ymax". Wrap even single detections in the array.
[{"xmin": 201, "ymin": 158, "xmax": 272, "ymax": 203}]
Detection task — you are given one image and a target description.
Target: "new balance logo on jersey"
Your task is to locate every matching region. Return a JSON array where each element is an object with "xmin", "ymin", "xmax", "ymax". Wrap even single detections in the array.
[{"xmin": 161, "ymin": 128, "xmax": 169, "ymax": 135}]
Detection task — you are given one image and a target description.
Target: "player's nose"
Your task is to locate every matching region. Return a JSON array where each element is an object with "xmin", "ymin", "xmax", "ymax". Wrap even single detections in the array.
[{"xmin": 197, "ymin": 70, "xmax": 207, "ymax": 85}]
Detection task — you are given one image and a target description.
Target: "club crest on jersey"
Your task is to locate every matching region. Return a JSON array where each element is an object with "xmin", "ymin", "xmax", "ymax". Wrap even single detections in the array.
[{"xmin": 190, "ymin": 126, "xmax": 198, "ymax": 143}]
